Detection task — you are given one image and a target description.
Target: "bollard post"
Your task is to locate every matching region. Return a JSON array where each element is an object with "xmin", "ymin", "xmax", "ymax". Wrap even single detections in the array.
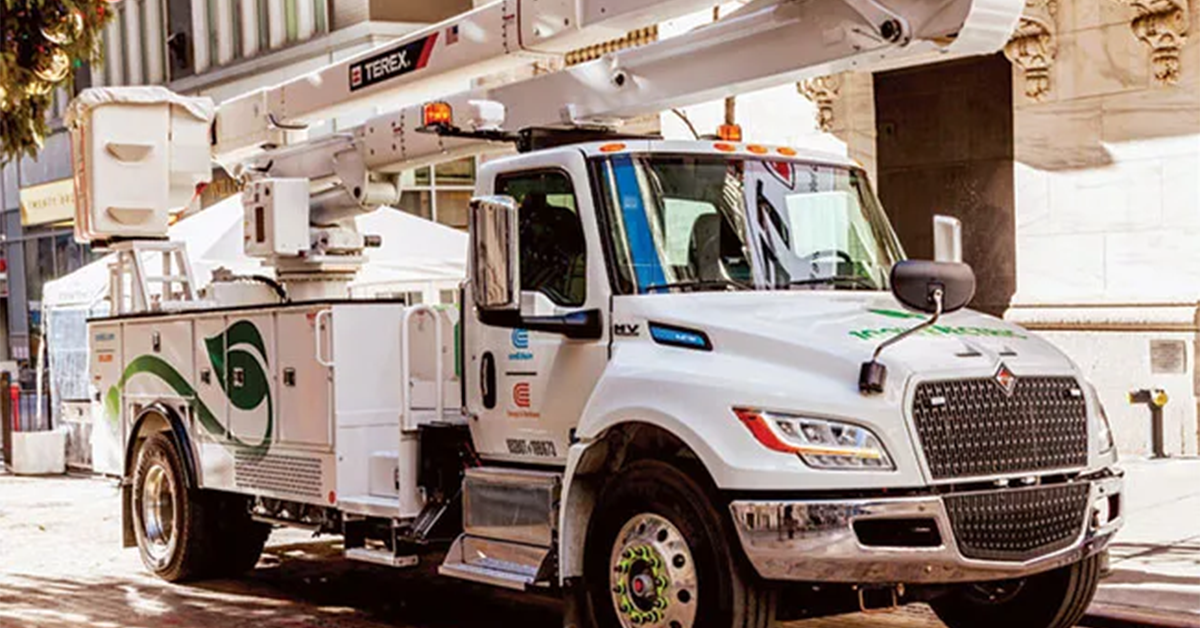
[
  {"xmin": 0, "ymin": 372, "xmax": 8, "ymax": 466},
  {"xmin": 9, "ymin": 383, "xmax": 18, "ymax": 433},
  {"xmin": 1127, "ymin": 388, "xmax": 1168, "ymax": 459}
]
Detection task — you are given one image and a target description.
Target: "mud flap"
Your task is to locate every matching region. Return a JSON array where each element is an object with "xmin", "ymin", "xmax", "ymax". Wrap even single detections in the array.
[{"xmin": 121, "ymin": 482, "xmax": 136, "ymax": 548}]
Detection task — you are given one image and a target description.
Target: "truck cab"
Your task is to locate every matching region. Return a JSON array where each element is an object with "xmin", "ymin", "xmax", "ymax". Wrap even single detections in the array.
[{"xmin": 448, "ymin": 139, "xmax": 1123, "ymax": 627}]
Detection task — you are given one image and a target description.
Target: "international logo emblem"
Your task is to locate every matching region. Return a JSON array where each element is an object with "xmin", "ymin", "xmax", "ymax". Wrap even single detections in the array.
[{"xmin": 994, "ymin": 363, "xmax": 1016, "ymax": 396}]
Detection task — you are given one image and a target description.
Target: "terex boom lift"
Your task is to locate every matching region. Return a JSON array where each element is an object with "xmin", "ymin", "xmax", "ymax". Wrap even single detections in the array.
[{"xmin": 68, "ymin": 1, "xmax": 1124, "ymax": 627}]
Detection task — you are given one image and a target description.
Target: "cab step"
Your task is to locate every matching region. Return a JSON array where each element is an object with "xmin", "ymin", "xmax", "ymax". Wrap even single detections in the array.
[
  {"xmin": 438, "ymin": 535, "xmax": 548, "ymax": 591},
  {"xmin": 345, "ymin": 547, "xmax": 419, "ymax": 568}
]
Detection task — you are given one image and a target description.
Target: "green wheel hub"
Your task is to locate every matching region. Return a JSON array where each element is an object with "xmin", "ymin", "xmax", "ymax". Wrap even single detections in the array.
[{"xmin": 609, "ymin": 514, "xmax": 698, "ymax": 628}]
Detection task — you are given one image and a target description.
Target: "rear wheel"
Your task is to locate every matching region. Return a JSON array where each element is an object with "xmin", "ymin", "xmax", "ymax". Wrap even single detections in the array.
[
  {"xmin": 585, "ymin": 460, "xmax": 775, "ymax": 628},
  {"xmin": 931, "ymin": 553, "xmax": 1103, "ymax": 628},
  {"xmin": 131, "ymin": 432, "xmax": 212, "ymax": 582}
]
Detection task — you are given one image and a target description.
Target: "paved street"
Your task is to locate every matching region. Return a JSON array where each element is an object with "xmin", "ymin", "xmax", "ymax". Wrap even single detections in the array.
[
  {"xmin": 1, "ymin": 462, "xmax": 1196, "ymax": 628},
  {"xmin": 1090, "ymin": 458, "xmax": 1200, "ymax": 626}
]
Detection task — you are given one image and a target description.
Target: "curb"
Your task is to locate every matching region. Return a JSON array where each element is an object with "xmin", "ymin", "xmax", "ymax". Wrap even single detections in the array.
[{"xmin": 1084, "ymin": 604, "xmax": 1200, "ymax": 628}]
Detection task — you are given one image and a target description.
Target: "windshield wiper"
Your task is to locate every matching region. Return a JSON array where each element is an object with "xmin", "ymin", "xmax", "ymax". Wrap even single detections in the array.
[
  {"xmin": 787, "ymin": 275, "xmax": 880, "ymax": 290},
  {"xmin": 645, "ymin": 278, "xmax": 753, "ymax": 293}
]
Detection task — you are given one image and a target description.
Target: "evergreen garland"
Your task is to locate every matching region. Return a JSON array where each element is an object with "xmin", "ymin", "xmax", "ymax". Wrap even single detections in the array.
[{"xmin": 1, "ymin": 0, "xmax": 113, "ymax": 162}]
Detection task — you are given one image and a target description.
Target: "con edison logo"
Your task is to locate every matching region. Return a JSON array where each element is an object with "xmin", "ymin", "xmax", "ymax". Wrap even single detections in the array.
[
  {"xmin": 509, "ymin": 328, "xmax": 533, "ymax": 361},
  {"xmin": 348, "ymin": 33, "xmax": 438, "ymax": 92}
]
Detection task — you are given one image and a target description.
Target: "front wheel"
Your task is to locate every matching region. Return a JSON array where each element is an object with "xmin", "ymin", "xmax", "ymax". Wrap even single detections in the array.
[
  {"xmin": 585, "ymin": 460, "xmax": 775, "ymax": 628},
  {"xmin": 931, "ymin": 553, "xmax": 1103, "ymax": 628}
]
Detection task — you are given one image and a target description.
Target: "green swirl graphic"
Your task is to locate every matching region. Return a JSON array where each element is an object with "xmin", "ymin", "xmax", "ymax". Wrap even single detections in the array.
[{"xmin": 105, "ymin": 320, "xmax": 273, "ymax": 459}]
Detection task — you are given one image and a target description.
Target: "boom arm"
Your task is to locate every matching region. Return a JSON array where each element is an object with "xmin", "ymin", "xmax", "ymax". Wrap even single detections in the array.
[{"xmin": 347, "ymin": 0, "xmax": 1021, "ymax": 175}]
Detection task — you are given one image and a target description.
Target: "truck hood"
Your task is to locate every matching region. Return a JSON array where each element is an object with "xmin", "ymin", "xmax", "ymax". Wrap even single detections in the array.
[{"xmin": 619, "ymin": 291, "xmax": 1077, "ymax": 384}]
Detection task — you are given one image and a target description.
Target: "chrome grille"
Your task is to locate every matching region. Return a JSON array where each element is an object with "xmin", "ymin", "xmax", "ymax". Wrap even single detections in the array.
[
  {"xmin": 944, "ymin": 483, "xmax": 1089, "ymax": 562},
  {"xmin": 912, "ymin": 376, "xmax": 1088, "ymax": 480}
]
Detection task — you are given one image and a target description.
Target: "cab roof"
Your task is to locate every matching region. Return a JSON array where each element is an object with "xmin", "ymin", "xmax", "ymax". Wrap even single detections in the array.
[{"xmin": 571, "ymin": 139, "xmax": 859, "ymax": 169}]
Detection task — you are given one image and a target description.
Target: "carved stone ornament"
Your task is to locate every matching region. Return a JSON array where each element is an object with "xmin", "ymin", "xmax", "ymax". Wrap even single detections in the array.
[
  {"xmin": 797, "ymin": 75, "xmax": 842, "ymax": 132},
  {"xmin": 1119, "ymin": 0, "xmax": 1189, "ymax": 84},
  {"xmin": 1004, "ymin": 0, "xmax": 1057, "ymax": 100}
]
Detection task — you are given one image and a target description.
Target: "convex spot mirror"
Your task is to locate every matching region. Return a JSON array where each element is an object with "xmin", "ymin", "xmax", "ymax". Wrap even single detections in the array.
[
  {"xmin": 469, "ymin": 195, "xmax": 521, "ymax": 311},
  {"xmin": 890, "ymin": 260, "xmax": 975, "ymax": 315}
]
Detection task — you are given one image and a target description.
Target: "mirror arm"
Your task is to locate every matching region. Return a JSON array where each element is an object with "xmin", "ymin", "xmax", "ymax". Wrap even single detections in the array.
[
  {"xmin": 872, "ymin": 288, "xmax": 943, "ymax": 361},
  {"xmin": 859, "ymin": 288, "xmax": 943, "ymax": 395}
]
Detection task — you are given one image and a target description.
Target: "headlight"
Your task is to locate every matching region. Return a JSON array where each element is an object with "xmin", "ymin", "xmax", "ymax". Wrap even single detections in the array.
[{"xmin": 733, "ymin": 408, "xmax": 894, "ymax": 470}]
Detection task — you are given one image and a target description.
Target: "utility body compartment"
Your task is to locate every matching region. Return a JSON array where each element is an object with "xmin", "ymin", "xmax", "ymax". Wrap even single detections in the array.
[{"xmin": 90, "ymin": 300, "xmax": 461, "ymax": 516}]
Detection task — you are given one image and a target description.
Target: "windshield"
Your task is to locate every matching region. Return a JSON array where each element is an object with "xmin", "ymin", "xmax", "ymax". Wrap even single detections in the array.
[{"xmin": 595, "ymin": 153, "xmax": 905, "ymax": 293}]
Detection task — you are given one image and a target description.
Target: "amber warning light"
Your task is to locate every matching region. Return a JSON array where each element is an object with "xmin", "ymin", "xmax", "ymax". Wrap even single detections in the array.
[
  {"xmin": 423, "ymin": 102, "xmax": 453, "ymax": 127},
  {"xmin": 718, "ymin": 124, "xmax": 743, "ymax": 142}
]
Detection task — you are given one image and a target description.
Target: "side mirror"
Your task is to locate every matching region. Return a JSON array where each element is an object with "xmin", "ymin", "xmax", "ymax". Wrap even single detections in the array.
[
  {"xmin": 890, "ymin": 260, "xmax": 975, "ymax": 315},
  {"xmin": 933, "ymin": 215, "xmax": 962, "ymax": 263},
  {"xmin": 469, "ymin": 195, "xmax": 520, "ymax": 311}
]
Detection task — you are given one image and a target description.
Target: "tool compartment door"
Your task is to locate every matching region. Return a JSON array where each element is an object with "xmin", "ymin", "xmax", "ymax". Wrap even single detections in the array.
[
  {"xmin": 221, "ymin": 314, "xmax": 276, "ymax": 449},
  {"xmin": 276, "ymin": 308, "xmax": 332, "ymax": 448}
]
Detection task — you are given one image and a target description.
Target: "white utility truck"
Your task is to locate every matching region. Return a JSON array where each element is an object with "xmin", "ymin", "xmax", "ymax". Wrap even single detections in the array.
[{"xmin": 69, "ymin": 1, "xmax": 1122, "ymax": 627}]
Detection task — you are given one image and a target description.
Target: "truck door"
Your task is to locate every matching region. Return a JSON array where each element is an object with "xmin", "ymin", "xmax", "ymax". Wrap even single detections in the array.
[{"xmin": 464, "ymin": 150, "xmax": 610, "ymax": 465}]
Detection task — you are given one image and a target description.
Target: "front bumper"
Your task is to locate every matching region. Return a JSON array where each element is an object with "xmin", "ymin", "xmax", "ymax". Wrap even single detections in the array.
[{"xmin": 729, "ymin": 472, "xmax": 1122, "ymax": 584}]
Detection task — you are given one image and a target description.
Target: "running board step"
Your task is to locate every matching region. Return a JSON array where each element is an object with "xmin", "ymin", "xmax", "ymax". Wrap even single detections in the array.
[
  {"xmin": 438, "ymin": 534, "xmax": 550, "ymax": 591},
  {"xmin": 345, "ymin": 547, "xmax": 419, "ymax": 568}
]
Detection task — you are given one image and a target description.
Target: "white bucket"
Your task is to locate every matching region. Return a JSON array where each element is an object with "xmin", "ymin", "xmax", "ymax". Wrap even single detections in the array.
[{"xmin": 11, "ymin": 430, "xmax": 67, "ymax": 475}]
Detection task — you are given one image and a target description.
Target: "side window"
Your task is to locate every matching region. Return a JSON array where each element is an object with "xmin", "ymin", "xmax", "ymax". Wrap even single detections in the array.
[{"xmin": 496, "ymin": 170, "xmax": 587, "ymax": 307}]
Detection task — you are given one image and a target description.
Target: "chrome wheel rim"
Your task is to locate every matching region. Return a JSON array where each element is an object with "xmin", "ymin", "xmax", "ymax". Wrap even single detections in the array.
[
  {"xmin": 141, "ymin": 464, "xmax": 177, "ymax": 565},
  {"xmin": 609, "ymin": 513, "xmax": 698, "ymax": 628}
]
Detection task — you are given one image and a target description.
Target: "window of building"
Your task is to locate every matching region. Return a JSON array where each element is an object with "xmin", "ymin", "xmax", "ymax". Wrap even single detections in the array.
[{"xmin": 397, "ymin": 156, "xmax": 477, "ymax": 231}]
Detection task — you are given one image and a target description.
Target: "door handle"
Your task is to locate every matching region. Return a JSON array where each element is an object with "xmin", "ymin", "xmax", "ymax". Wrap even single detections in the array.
[{"xmin": 481, "ymin": 352, "xmax": 496, "ymax": 410}]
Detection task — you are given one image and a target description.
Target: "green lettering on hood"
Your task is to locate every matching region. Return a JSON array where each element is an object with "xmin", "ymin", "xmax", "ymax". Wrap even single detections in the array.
[{"xmin": 850, "ymin": 309, "xmax": 1028, "ymax": 341}]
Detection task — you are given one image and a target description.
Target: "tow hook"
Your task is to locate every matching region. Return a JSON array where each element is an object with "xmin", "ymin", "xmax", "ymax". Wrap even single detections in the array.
[{"xmin": 856, "ymin": 584, "xmax": 903, "ymax": 613}]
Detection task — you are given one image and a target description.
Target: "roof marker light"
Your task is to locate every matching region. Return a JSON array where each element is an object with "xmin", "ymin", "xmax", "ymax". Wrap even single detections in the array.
[
  {"xmin": 423, "ymin": 101, "xmax": 453, "ymax": 127},
  {"xmin": 599, "ymin": 143, "xmax": 627, "ymax": 153},
  {"xmin": 713, "ymin": 143, "xmax": 737, "ymax": 153},
  {"xmin": 747, "ymin": 144, "xmax": 768, "ymax": 155},
  {"xmin": 778, "ymin": 147, "xmax": 798, "ymax": 156}
]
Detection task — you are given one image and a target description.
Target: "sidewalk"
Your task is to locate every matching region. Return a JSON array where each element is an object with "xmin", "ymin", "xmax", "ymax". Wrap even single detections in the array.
[{"xmin": 1087, "ymin": 457, "xmax": 1200, "ymax": 627}]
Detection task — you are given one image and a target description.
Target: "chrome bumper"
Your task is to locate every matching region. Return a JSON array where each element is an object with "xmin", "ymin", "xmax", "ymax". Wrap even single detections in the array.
[{"xmin": 729, "ymin": 474, "xmax": 1122, "ymax": 584}]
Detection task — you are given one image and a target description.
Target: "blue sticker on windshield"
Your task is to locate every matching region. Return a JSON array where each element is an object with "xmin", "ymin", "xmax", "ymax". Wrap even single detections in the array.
[{"xmin": 611, "ymin": 155, "xmax": 666, "ymax": 291}]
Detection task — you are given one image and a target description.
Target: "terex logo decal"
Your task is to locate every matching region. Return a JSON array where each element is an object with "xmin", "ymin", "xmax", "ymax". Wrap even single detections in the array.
[
  {"xmin": 348, "ymin": 32, "xmax": 438, "ymax": 92},
  {"xmin": 512, "ymin": 382, "xmax": 531, "ymax": 408},
  {"xmin": 509, "ymin": 328, "xmax": 533, "ymax": 361}
]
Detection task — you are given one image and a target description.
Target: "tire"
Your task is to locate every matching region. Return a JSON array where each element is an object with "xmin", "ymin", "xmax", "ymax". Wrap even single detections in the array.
[
  {"xmin": 131, "ymin": 432, "xmax": 213, "ymax": 582},
  {"xmin": 585, "ymin": 459, "xmax": 775, "ymax": 628},
  {"xmin": 931, "ymin": 553, "xmax": 1103, "ymax": 628},
  {"xmin": 207, "ymin": 492, "xmax": 271, "ymax": 577}
]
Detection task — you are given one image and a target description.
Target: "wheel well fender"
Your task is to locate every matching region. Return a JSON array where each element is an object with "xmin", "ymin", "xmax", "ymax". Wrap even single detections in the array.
[
  {"xmin": 123, "ymin": 402, "xmax": 199, "ymax": 488},
  {"xmin": 558, "ymin": 419, "xmax": 718, "ymax": 581}
]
